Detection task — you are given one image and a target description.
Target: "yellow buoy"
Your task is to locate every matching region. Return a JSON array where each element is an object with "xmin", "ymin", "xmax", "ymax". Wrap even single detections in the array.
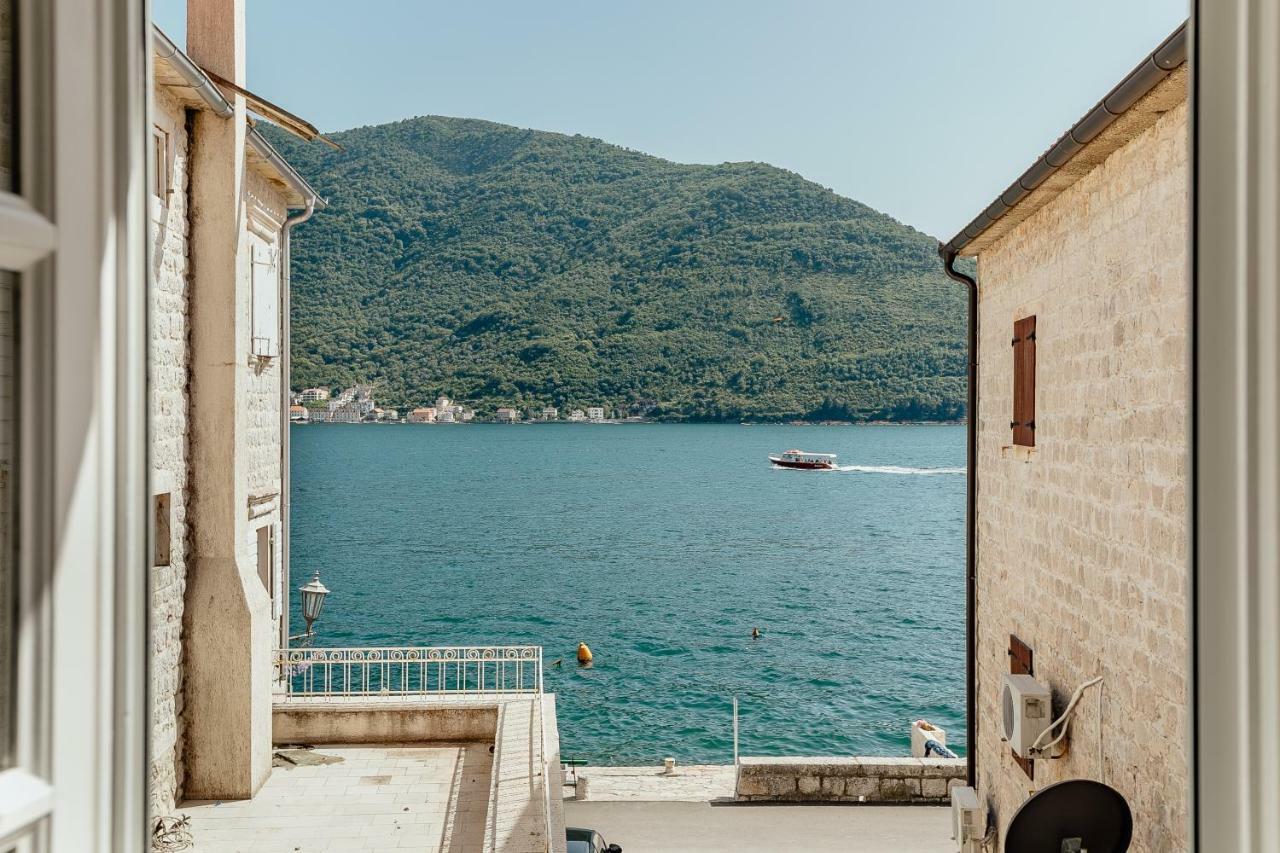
[{"xmin": 576, "ymin": 642, "xmax": 593, "ymax": 664}]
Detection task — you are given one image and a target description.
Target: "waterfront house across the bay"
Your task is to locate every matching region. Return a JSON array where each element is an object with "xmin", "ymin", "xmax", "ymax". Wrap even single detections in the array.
[{"xmin": 940, "ymin": 22, "xmax": 1188, "ymax": 853}]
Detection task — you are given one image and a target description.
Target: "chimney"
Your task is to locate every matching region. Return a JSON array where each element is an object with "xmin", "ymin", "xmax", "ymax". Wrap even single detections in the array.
[{"xmin": 186, "ymin": 0, "xmax": 245, "ymax": 86}]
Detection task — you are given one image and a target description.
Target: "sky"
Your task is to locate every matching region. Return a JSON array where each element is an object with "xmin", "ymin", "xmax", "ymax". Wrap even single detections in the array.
[{"xmin": 155, "ymin": 1, "xmax": 1187, "ymax": 240}]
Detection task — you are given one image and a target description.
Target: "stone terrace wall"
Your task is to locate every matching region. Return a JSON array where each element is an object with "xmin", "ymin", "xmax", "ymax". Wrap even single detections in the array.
[
  {"xmin": 149, "ymin": 87, "xmax": 192, "ymax": 816},
  {"xmin": 735, "ymin": 757, "xmax": 966, "ymax": 804},
  {"xmin": 973, "ymin": 96, "xmax": 1189, "ymax": 852}
]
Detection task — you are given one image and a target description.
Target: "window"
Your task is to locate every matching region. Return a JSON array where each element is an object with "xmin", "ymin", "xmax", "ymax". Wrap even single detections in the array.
[
  {"xmin": 1011, "ymin": 315, "xmax": 1036, "ymax": 447},
  {"xmin": 255, "ymin": 522, "xmax": 283, "ymax": 621},
  {"xmin": 250, "ymin": 243, "xmax": 279, "ymax": 358},
  {"xmin": 256, "ymin": 524, "xmax": 273, "ymax": 595},
  {"xmin": 153, "ymin": 492, "xmax": 171, "ymax": 566},
  {"xmin": 151, "ymin": 125, "xmax": 169, "ymax": 200}
]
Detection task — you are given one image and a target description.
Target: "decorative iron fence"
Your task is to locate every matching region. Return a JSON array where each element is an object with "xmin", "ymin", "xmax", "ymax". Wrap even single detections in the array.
[{"xmin": 274, "ymin": 646, "xmax": 543, "ymax": 699}]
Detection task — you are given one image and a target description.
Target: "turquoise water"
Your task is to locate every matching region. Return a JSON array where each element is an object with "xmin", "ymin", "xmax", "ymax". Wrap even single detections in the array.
[{"xmin": 290, "ymin": 423, "xmax": 966, "ymax": 763}]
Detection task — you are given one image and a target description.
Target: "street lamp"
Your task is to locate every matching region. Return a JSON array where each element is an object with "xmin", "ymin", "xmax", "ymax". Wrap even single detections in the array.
[{"xmin": 298, "ymin": 571, "xmax": 330, "ymax": 638}]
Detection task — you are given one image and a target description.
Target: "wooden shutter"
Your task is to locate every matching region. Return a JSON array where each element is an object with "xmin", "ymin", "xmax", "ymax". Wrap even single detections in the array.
[
  {"xmin": 251, "ymin": 243, "xmax": 280, "ymax": 358},
  {"xmin": 1009, "ymin": 634, "xmax": 1035, "ymax": 780},
  {"xmin": 1012, "ymin": 315, "xmax": 1036, "ymax": 447}
]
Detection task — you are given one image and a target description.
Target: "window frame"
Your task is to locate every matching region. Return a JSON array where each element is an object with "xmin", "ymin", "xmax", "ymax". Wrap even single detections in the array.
[{"xmin": 0, "ymin": 0, "xmax": 148, "ymax": 850}]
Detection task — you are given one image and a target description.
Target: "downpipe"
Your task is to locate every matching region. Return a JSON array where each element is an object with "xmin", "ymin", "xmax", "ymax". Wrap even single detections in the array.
[
  {"xmin": 941, "ymin": 246, "xmax": 978, "ymax": 788},
  {"xmin": 280, "ymin": 196, "xmax": 316, "ymax": 647}
]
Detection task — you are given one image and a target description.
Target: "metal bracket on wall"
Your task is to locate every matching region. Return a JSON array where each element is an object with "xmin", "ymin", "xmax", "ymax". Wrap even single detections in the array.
[{"xmin": 1009, "ymin": 634, "xmax": 1035, "ymax": 781}]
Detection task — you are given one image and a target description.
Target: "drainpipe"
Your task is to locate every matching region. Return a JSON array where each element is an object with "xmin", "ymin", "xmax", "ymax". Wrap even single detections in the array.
[
  {"xmin": 940, "ymin": 246, "xmax": 978, "ymax": 789},
  {"xmin": 280, "ymin": 196, "xmax": 316, "ymax": 648}
]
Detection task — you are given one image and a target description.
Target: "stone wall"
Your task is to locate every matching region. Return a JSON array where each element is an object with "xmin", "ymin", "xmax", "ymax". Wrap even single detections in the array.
[
  {"xmin": 972, "ymin": 95, "xmax": 1189, "ymax": 851},
  {"xmin": 735, "ymin": 757, "xmax": 966, "ymax": 803},
  {"xmin": 149, "ymin": 88, "xmax": 192, "ymax": 817}
]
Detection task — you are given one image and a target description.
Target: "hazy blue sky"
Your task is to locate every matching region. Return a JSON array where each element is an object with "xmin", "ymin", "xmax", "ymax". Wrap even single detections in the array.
[{"xmin": 155, "ymin": 1, "xmax": 1186, "ymax": 239}]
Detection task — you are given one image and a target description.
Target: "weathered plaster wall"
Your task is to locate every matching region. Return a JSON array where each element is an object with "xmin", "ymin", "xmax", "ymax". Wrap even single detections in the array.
[
  {"xmin": 273, "ymin": 702, "xmax": 500, "ymax": 745},
  {"xmin": 149, "ymin": 87, "xmax": 191, "ymax": 816},
  {"xmin": 973, "ymin": 99, "xmax": 1189, "ymax": 852},
  {"xmin": 243, "ymin": 171, "xmax": 285, "ymax": 632}
]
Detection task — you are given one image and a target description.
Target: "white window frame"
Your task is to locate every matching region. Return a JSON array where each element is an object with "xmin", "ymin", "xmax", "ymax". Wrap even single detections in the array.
[
  {"xmin": 1193, "ymin": 1, "xmax": 1280, "ymax": 850},
  {"xmin": 150, "ymin": 124, "xmax": 170, "ymax": 202},
  {"xmin": 0, "ymin": 0, "xmax": 148, "ymax": 851}
]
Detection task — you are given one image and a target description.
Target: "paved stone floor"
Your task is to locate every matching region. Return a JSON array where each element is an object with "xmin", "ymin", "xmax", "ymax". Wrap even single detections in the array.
[
  {"xmin": 565, "ymin": 765, "xmax": 736, "ymax": 802},
  {"xmin": 181, "ymin": 743, "xmax": 492, "ymax": 853},
  {"xmin": 564, "ymin": 801, "xmax": 953, "ymax": 853}
]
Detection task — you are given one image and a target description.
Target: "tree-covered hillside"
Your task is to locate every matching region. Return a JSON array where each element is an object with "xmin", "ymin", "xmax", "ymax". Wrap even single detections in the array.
[{"xmin": 268, "ymin": 117, "xmax": 967, "ymax": 421}]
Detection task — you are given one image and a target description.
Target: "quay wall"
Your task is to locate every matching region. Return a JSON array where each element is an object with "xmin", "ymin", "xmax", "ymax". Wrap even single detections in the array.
[{"xmin": 735, "ymin": 756, "xmax": 966, "ymax": 804}]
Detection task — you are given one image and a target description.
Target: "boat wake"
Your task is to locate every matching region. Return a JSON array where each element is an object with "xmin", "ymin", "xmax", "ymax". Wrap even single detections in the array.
[{"xmin": 830, "ymin": 464, "xmax": 965, "ymax": 476}]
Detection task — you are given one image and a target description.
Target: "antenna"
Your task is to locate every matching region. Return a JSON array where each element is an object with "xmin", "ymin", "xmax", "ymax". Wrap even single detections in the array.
[{"xmin": 1005, "ymin": 779, "xmax": 1132, "ymax": 853}]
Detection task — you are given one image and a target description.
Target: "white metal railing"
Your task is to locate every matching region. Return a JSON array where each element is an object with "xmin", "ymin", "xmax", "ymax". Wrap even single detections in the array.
[{"xmin": 274, "ymin": 645, "xmax": 543, "ymax": 699}]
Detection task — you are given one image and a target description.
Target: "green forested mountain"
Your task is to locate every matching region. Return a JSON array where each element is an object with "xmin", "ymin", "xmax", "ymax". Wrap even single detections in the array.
[{"xmin": 268, "ymin": 117, "xmax": 967, "ymax": 421}]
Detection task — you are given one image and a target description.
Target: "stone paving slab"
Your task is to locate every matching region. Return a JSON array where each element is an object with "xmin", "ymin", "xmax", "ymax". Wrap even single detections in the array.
[
  {"xmin": 565, "ymin": 764, "xmax": 737, "ymax": 802},
  {"xmin": 181, "ymin": 743, "xmax": 492, "ymax": 853},
  {"xmin": 564, "ymin": 800, "xmax": 953, "ymax": 853}
]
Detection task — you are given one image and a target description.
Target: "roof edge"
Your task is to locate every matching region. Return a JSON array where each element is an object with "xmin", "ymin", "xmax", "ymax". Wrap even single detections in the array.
[
  {"xmin": 246, "ymin": 127, "xmax": 328, "ymax": 210},
  {"xmin": 941, "ymin": 20, "xmax": 1187, "ymax": 257},
  {"xmin": 153, "ymin": 26, "xmax": 233, "ymax": 118}
]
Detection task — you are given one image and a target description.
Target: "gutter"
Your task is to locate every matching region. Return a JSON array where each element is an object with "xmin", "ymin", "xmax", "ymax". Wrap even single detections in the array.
[
  {"xmin": 152, "ymin": 26, "xmax": 233, "ymax": 119},
  {"xmin": 246, "ymin": 127, "xmax": 328, "ymax": 211},
  {"xmin": 280, "ymin": 196, "xmax": 317, "ymax": 647},
  {"xmin": 940, "ymin": 248, "xmax": 979, "ymax": 788},
  {"xmin": 942, "ymin": 21, "xmax": 1186, "ymax": 256}
]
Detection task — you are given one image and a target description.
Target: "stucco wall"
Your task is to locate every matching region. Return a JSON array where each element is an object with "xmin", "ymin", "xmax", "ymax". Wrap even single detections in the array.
[
  {"xmin": 973, "ymin": 99, "xmax": 1189, "ymax": 852},
  {"xmin": 243, "ymin": 171, "xmax": 285, "ymax": 631},
  {"xmin": 149, "ymin": 88, "xmax": 191, "ymax": 816}
]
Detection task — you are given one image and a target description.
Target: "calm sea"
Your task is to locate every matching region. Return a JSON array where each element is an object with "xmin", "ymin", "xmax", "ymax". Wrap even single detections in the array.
[{"xmin": 290, "ymin": 423, "xmax": 967, "ymax": 764}]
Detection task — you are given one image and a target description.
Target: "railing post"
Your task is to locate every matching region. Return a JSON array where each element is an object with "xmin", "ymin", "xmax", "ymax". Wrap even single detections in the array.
[{"xmin": 733, "ymin": 695, "xmax": 739, "ymax": 766}]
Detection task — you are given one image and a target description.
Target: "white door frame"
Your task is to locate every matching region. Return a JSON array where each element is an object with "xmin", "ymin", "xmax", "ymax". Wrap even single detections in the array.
[
  {"xmin": 0, "ymin": 0, "xmax": 148, "ymax": 850},
  {"xmin": 1192, "ymin": 1, "xmax": 1280, "ymax": 850}
]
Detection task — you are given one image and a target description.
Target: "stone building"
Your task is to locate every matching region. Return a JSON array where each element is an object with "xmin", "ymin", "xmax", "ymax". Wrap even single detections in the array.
[
  {"xmin": 148, "ymin": 12, "xmax": 324, "ymax": 816},
  {"xmin": 940, "ymin": 23, "xmax": 1188, "ymax": 852}
]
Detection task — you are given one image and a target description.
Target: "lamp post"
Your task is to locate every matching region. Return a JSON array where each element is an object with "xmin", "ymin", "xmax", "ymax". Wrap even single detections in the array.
[{"xmin": 290, "ymin": 571, "xmax": 329, "ymax": 645}]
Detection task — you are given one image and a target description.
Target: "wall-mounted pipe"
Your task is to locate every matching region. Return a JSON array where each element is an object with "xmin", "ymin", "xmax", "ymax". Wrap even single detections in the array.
[
  {"xmin": 941, "ymin": 246, "xmax": 978, "ymax": 788},
  {"xmin": 279, "ymin": 195, "xmax": 316, "ymax": 647}
]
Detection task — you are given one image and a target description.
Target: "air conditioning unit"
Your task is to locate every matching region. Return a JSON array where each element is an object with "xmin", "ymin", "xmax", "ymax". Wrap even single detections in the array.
[
  {"xmin": 1002, "ymin": 673, "xmax": 1052, "ymax": 758},
  {"xmin": 951, "ymin": 785, "xmax": 983, "ymax": 852}
]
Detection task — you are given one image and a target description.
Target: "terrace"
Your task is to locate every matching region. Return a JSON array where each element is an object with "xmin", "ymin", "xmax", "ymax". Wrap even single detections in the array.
[{"xmin": 179, "ymin": 646, "xmax": 565, "ymax": 853}]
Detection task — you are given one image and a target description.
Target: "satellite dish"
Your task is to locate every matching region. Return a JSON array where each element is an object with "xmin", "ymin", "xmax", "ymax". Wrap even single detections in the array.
[{"xmin": 1005, "ymin": 779, "xmax": 1132, "ymax": 853}]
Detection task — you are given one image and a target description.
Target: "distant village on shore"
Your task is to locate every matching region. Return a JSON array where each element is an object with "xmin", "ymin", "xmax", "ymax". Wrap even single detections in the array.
[{"xmin": 289, "ymin": 384, "xmax": 648, "ymax": 425}]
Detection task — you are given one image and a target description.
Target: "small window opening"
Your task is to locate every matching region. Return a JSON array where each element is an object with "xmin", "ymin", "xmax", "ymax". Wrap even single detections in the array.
[
  {"xmin": 151, "ymin": 126, "xmax": 171, "ymax": 200},
  {"xmin": 1012, "ymin": 315, "xmax": 1037, "ymax": 447},
  {"xmin": 256, "ymin": 524, "xmax": 274, "ymax": 595},
  {"xmin": 153, "ymin": 492, "xmax": 171, "ymax": 567}
]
